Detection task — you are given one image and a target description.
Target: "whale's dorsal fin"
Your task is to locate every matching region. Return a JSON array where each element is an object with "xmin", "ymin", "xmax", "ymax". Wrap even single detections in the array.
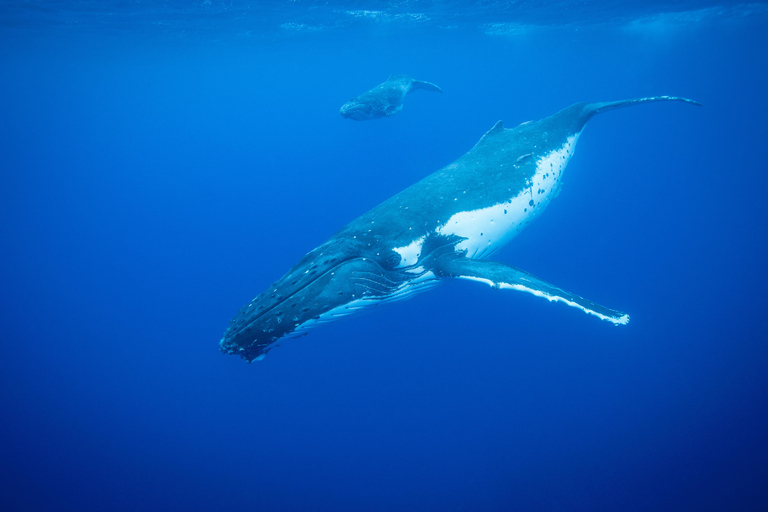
[
  {"xmin": 472, "ymin": 120, "xmax": 505, "ymax": 148},
  {"xmin": 488, "ymin": 120, "xmax": 504, "ymax": 134},
  {"xmin": 432, "ymin": 255, "xmax": 629, "ymax": 325}
]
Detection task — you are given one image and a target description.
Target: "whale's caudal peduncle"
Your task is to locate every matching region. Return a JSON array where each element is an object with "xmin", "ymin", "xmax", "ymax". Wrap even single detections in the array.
[{"xmin": 221, "ymin": 96, "xmax": 700, "ymax": 362}]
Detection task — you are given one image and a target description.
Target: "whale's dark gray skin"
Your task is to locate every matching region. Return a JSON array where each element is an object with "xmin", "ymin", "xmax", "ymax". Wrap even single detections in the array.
[
  {"xmin": 221, "ymin": 96, "xmax": 700, "ymax": 362},
  {"xmin": 340, "ymin": 75, "xmax": 442, "ymax": 121}
]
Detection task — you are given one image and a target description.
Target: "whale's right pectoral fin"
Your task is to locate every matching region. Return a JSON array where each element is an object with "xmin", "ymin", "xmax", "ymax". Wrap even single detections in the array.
[{"xmin": 433, "ymin": 255, "xmax": 629, "ymax": 325}]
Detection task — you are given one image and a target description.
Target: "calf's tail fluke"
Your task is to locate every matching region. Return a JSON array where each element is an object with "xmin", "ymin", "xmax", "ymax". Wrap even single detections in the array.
[
  {"xmin": 410, "ymin": 80, "xmax": 443, "ymax": 93},
  {"xmin": 588, "ymin": 96, "xmax": 702, "ymax": 117}
]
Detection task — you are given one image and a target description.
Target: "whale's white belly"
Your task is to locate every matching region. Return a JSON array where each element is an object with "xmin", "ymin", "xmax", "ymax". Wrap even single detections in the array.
[{"xmin": 435, "ymin": 133, "xmax": 580, "ymax": 259}]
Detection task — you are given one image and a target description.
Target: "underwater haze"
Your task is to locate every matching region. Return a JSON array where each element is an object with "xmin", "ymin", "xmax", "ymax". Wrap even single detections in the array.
[{"xmin": 2, "ymin": 1, "xmax": 768, "ymax": 510}]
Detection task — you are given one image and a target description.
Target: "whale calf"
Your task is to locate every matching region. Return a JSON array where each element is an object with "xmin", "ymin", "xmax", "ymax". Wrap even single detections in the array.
[
  {"xmin": 221, "ymin": 96, "xmax": 700, "ymax": 362},
  {"xmin": 340, "ymin": 75, "xmax": 442, "ymax": 120}
]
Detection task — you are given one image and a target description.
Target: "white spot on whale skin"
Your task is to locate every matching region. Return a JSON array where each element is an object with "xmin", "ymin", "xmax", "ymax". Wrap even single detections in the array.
[
  {"xmin": 436, "ymin": 134, "xmax": 580, "ymax": 259},
  {"xmin": 393, "ymin": 236, "xmax": 426, "ymax": 267}
]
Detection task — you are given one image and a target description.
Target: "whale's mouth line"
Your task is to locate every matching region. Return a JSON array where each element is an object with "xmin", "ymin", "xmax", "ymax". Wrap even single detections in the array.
[
  {"xmin": 237, "ymin": 256, "xmax": 359, "ymax": 331},
  {"xmin": 236, "ymin": 254, "xmax": 433, "ymax": 339},
  {"xmin": 224, "ymin": 236, "xmax": 464, "ymax": 354}
]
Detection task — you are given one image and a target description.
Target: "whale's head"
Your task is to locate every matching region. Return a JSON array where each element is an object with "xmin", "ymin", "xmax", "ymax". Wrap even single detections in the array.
[
  {"xmin": 219, "ymin": 238, "xmax": 437, "ymax": 362},
  {"xmin": 339, "ymin": 98, "xmax": 375, "ymax": 121}
]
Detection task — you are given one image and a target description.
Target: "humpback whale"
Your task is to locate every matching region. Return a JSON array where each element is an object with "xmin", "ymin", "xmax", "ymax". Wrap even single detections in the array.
[
  {"xmin": 222, "ymin": 96, "xmax": 700, "ymax": 362},
  {"xmin": 340, "ymin": 75, "xmax": 442, "ymax": 120}
]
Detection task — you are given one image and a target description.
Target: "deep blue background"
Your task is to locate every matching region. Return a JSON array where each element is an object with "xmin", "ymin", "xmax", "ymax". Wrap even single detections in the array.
[{"xmin": 1, "ymin": 3, "xmax": 767, "ymax": 511}]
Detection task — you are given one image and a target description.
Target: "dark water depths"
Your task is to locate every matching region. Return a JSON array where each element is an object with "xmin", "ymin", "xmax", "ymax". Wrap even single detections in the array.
[{"xmin": 1, "ymin": 2, "xmax": 767, "ymax": 511}]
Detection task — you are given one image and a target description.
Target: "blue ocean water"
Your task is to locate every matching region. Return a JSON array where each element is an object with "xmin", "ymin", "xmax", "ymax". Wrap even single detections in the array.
[{"xmin": 1, "ymin": 1, "xmax": 767, "ymax": 510}]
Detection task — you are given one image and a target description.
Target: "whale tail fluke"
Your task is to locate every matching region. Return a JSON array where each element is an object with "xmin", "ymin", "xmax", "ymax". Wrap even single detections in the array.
[
  {"xmin": 410, "ymin": 80, "xmax": 443, "ymax": 94},
  {"xmin": 587, "ymin": 96, "xmax": 701, "ymax": 118}
]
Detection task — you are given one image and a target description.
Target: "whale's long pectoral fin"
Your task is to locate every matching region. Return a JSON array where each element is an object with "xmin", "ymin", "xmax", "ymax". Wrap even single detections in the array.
[{"xmin": 433, "ymin": 256, "xmax": 629, "ymax": 325}]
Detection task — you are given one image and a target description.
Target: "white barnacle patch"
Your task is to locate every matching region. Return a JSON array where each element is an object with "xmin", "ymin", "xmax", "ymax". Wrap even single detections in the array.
[
  {"xmin": 392, "ymin": 236, "xmax": 426, "ymax": 267},
  {"xmin": 436, "ymin": 134, "xmax": 581, "ymax": 259}
]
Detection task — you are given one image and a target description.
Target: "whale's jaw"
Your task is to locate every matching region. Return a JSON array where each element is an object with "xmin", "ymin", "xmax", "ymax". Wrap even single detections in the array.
[
  {"xmin": 340, "ymin": 100, "xmax": 372, "ymax": 120},
  {"xmin": 219, "ymin": 249, "xmax": 439, "ymax": 362}
]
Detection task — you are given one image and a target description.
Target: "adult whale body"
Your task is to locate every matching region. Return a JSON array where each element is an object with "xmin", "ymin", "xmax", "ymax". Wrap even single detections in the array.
[
  {"xmin": 340, "ymin": 75, "xmax": 442, "ymax": 120},
  {"xmin": 221, "ymin": 96, "xmax": 700, "ymax": 362}
]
